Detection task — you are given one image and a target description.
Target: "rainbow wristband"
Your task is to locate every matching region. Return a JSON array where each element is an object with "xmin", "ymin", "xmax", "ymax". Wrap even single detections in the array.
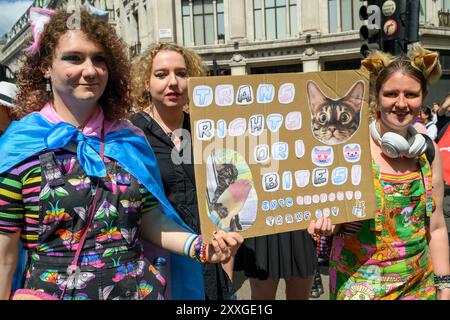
[
  {"xmin": 189, "ymin": 235, "xmax": 208, "ymax": 264},
  {"xmin": 434, "ymin": 275, "xmax": 450, "ymax": 290},
  {"xmin": 182, "ymin": 234, "xmax": 198, "ymax": 257}
]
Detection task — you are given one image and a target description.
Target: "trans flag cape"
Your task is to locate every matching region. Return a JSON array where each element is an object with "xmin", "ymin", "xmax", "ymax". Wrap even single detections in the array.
[{"xmin": 0, "ymin": 103, "xmax": 204, "ymax": 299}]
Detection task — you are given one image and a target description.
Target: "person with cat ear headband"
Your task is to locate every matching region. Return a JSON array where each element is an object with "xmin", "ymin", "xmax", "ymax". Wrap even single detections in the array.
[{"xmin": 309, "ymin": 45, "xmax": 450, "ymax": 300}]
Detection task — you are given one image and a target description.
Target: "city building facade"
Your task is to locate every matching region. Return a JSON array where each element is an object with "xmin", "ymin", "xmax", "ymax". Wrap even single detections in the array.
[{"xmin": 1, "ymin": 0, "xmax": 450, "ymax": 102}]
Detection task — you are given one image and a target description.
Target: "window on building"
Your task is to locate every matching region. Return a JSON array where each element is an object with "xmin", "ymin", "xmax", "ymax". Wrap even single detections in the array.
[
  {"xmin": 418, "ymin": 0, "xmax": 426, "ymax": 24},
  {"xmin": 289, "ymin": 1, "xmax": 297, "ymax": 37},
  {"xmin": 129, "ymin": 11, "xmax": 141, "ymax": 58},
  {"xmin": 328, "ymin": 0, "xmax": 362, "ymax": 33},
  {"xmin": 250, "ymin": 64, "xmax": 303, "ymax": 74},
  {"xmin": 443, "ymin": 0, "xmax": 450, "ymax": 11},
  {"xmin": 182, "ymin": 0, "xmax": 225, "ymax": 46},
  {"xmin": 253, "ymin": 0, "xmax": 297, "ymax": 41},
  {"xmin": 328, "ymin": 0, "xmax": 338, "ymax": 33},
  {"xmin": 324, "ymin": 59, "xmax": 362, "ymax": 71}
]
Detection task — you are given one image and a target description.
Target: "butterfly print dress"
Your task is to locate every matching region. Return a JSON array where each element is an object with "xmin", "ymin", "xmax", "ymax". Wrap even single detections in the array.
[{"xmin": 0, "ymin": 149, "xmax": 165, "ymax": 300}]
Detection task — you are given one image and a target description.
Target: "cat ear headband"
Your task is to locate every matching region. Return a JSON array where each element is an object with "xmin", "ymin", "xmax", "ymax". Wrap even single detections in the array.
[
  {"xmin": 25, "ymin": 4, "xmax": 110, "ymax": 56},
  {"xmin": 25, "ymin": 7, "xmax": 56, "ymax": 55},
  {"xmin": 362, "ymin": 47, "xmax": 441, "ymax": 82},
  {"xmin": 361, "ymin": 51, "xmax": 395, "ymax": 77},
  {"xmin": 408, "ymin": 45, "xmax": 441, "ymax": 82}
]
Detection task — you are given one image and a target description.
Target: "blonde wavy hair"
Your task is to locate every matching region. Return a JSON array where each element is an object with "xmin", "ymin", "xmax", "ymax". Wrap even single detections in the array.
[
  {"xmin": 131, "ymin": 42, "xmax": 207, "ymax": 112},
  {"xmin": 361, "ymin": 45, "xmax": 442, "ymax": 120}
]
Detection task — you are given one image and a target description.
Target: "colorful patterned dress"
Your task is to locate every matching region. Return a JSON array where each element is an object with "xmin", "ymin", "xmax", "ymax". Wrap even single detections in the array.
[
  {"xmin": 330, "ymin": 154, "xmax": 436, "ymax": 300},
  {"xmin": 0, "ymin": 149, "xmax": 166, "ymax": 300}
]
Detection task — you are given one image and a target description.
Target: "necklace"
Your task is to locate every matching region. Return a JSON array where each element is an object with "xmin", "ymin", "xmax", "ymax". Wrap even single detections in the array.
[{"xmin": 150, "ymin": 107, "xmax": 184, "ymax": 141}]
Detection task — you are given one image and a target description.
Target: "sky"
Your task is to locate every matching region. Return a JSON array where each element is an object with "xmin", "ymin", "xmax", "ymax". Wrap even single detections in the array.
[{"xmin": 0, "ymin": 0, "xmax": 33, "ymax": 37}]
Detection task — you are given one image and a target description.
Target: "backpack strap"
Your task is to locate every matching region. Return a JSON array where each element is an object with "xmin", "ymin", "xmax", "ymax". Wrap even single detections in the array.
[{"xmin": 422, "ymin": 133, "xmax": 435, "ymax": 165}]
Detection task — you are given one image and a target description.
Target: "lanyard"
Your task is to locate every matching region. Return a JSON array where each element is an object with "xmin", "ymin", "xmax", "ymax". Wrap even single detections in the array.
[{"xmin": 60, "ymin": 127, "xmax": 105, "ymax": 299}]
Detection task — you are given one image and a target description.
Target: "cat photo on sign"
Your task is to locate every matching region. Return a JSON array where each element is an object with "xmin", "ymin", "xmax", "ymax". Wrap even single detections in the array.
[
  {"xmin": 206, "ymin": 149, "xmax": 257, "ymax": 232},
  {"xmin": 307, "ymin": 80, "xmax": 364, "ymax": 145}
]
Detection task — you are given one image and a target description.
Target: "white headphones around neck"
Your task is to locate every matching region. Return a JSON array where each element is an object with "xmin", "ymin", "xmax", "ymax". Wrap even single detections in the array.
[{"xmin": 369, "ymin": 121, "xmax": 427, "ymax": 159}]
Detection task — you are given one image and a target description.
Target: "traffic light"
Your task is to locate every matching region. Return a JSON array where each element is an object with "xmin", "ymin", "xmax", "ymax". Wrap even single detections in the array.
[
  {"xmin": 380, "ymin": 0, "xmax": 407, "ymax": 55},
  {"xmin": 380, "ymin": 0, "xmax": 420, "ymax": 55},
  {"xmin": 360, "ymin": 1, "xmax": 421, "ymax": 56},
  {"xmin": 359, "ymin": 1, "xmax": 382, "ymax": 57}
]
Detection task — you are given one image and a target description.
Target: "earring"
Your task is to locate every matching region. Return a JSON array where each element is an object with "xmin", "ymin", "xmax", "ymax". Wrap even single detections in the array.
[
  {"xmin": 376, "ymin": 110, "xmax": 381, "ymax": 119},
  {"xmin": 46, "ymin": 79, "xmax": 51, "ymax": 92}
]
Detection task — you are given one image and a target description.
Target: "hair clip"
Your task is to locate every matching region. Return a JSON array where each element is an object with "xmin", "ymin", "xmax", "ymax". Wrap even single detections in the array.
[
  {"xmin": 25, "ymin": 7, "xmax": 57, "ymax": 55},
  {"xmin": 83, "ymin": 2, "xmax": 109, "ymax": 20}
]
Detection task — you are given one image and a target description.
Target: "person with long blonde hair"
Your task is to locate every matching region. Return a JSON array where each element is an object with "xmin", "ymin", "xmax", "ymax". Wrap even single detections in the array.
[{"xmin": 130, "ymin": 43, "xmax": 237, "ymax": 300}]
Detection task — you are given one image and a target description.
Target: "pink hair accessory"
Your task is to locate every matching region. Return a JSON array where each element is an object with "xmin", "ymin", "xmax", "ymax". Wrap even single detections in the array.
[{"xmin": 25, "ymin": 7, "xmax": 57, "ymax": 55}]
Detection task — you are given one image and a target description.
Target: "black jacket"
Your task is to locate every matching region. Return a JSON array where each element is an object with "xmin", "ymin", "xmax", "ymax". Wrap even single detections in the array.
[{"xmin": 130, "ymin": 112, "xmax": 235, "ymax": 300}]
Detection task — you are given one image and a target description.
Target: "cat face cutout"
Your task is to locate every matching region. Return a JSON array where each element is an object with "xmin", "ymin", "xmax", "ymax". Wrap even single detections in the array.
[{"xmin": 307, "ymin": 80, "xmax": 364, "ymax": 145}]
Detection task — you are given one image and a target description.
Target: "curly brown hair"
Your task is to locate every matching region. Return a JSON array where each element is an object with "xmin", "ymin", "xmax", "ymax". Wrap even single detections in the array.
[
  {"xmin": 14, "ymin": 9, "xmax": 131, "ymax": 120},
  {"xmin": 131, "ymin": 42, "xmax": 207, "ymax": 112}
]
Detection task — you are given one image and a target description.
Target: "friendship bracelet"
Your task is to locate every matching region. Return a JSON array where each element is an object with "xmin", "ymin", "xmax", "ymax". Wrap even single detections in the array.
[
  {"xmin": 200, "ymin": 242, "xmax": 208, "ymax": 264},
  {"xmin": 435, "ymin": 283, "xmax": 450, "ymax": 290},
  {"xmin": 189, "ymin": 235, "xmax": 208, "ymax": 264},
  {"xmin": 434, "ymin": 275, "xmax": 450, "ymax": 290},
  {"xmin": 434, "ymin": 275, "xmax": 450, "ymax": 284},
  {"xmin": 182, "ymin": 234, "xmax": 197, "ymax": 257}
]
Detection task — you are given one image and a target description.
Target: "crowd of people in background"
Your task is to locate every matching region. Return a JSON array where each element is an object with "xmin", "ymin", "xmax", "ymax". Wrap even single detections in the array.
[{"xmin": 415, "ymin": 94, "xmax": 450, "ymax": 143}]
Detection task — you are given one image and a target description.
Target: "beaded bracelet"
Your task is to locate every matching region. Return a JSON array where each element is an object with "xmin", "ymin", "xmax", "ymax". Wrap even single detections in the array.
[
  {"xmin": 434, "ymin": 275, "xmax": 450, "ymax": 290},
  {"xmin": 189, "ymin": 235, "xmax": 208, "ymax": 264},
  {"xmin": 182, "ymin": 234, "xmax": 198, "ymax": 257}
]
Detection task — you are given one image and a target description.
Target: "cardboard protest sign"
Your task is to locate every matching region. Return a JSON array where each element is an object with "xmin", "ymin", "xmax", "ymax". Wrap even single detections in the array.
[{"xmin": 188, "ymin": 69, "xmax": 377, "ymax": 239}]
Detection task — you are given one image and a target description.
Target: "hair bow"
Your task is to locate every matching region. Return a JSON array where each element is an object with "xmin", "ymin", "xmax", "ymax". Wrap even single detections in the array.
[
  {"xmin": 83, "ymin": 2, "xmax": 109, "ymax": 20},
  {"xmin": 25, "ymin": 7, "xmax": 56, "ymax": 55}
]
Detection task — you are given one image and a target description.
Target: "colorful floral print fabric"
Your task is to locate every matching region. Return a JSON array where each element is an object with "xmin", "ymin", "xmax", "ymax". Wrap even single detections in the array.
[{"xmin": 330, "ymin": 154, "xmax": 436, "ymax": 300}]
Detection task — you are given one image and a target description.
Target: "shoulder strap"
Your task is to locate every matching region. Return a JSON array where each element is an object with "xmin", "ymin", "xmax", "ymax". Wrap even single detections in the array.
[{"xmin": 422, "ymin": 133, "xmax": 435, "ymax": 164}]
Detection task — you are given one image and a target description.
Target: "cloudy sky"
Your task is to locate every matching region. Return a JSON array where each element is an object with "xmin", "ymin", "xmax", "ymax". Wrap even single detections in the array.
[{"xmin": 0, "ymin": 0, "xmax": 33, "ymax": 37}]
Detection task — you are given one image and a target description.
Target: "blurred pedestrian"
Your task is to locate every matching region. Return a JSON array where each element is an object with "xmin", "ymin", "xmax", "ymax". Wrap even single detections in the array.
[
  {"xmin": 420, "ymin": 107, "xmax": 438, "ymax": 141},
  {"xmin": 0, "ymin": 81, "xmax": 17, "ymax": 135}
]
